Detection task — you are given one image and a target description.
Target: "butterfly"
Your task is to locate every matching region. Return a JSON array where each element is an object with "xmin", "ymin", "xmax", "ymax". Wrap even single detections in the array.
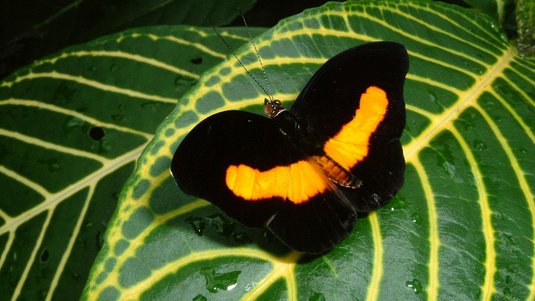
[{"xmin": 171, "ymin": 41, "xmax": 409, "ymax": 254}]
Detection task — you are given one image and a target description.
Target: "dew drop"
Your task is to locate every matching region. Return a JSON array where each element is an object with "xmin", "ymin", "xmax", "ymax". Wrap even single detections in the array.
[
  {"xmin": 411, "ymin": 213, "xmax": 421, "ymax": 224},
  {"xmin": 442, "ymin": 161, "xmax": 456, "ymax": 178},
  {"xmin": 185, "ymin": 217, "xmax": 206, "ymax": 236},
  {"xmin": 474, "ymin": 140, "xmax": 487, "ymax": 151},
  {"xmin": 207, "ymin": 214, "xmax": 235, "ymax": 237},
  {"xmin": 428, "ymin": 90, "xmax": 437, "ymax": 103},
  {"xmin": 500, "ymin": 232, "xmax": 515, "ymax": 245},
  {"xmin": 406, "ymin": 278, "xmax": 423, "ymax": 294},
  {"xmin": 226, "ymin": 283, "xmax": 237, "ymax": 290},
  {"xmin": 64, "ymin": 117, "xmax": 85, "ymax": 132},
  {"xmin": 200, "ymin": 267, "xmax": 241, "ymax": 293},
  {"xmin": 174, "ymin": 77, "xmax": 196, "ymax": 91}
]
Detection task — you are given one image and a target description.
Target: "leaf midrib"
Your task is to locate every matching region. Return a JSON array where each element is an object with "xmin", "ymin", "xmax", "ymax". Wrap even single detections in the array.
[{"xmin": 0, "ymin": 144, "xmax": 148, "ymax": 236}]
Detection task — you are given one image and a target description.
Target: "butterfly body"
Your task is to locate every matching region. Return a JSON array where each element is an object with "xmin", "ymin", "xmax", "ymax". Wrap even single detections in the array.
[{"xmin": 171, "ymin": 42, "xmax": 409, "ymax": 254}]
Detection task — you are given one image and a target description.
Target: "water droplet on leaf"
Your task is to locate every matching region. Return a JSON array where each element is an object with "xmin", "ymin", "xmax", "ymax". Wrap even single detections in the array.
[
  {"xmin": 406, "ymin": 279, "xmax": 422, "ymax": 294},
  {"xmin": 442, "ymin": 161, "xmax": 456, "ymax": 178},
  {"xmin": 200, "ymin": 267, "xmax": 241, "ymax": 293},
  {"xmin": 207, "ymin": 214, "xmax": 235, "ymax": 237},
  {"xmin": 428, "ymin": 90, "xmax": 437, "ymax": 103},
  {"xmin": 411, "ymin": 213, "xmax": 421, "ymax": 224},
  {"xmin": 174, "ymin": 77, "xmax": 196, "ymax": 91},
  {"xmin": 186, "ymin": 217, "xmax": 205, "ymax": 236},
  {"xmin": 64, "ymin": 117, "xmax": 85, "ymax": 132},
  {"xmin": 474, "ymin": 140, "xmax": 487, "ymax": 151}
]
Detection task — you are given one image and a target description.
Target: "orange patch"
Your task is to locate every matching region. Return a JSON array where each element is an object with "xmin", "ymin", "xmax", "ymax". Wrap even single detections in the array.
[
  {"xmin": 323, "ymin": 86, "xmax": 388, "ymax": 170},
  {"xmin": 225, "ymin": 161, "xmax": 329, "ymax": 204}
]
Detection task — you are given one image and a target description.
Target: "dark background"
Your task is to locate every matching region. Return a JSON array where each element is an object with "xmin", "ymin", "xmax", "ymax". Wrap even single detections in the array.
[{"xmin": 0, "ymin": 0, "xmax": 476, "ymax": 80}]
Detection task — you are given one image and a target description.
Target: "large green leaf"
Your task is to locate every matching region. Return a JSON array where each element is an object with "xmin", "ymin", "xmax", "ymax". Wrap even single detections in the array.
[
  {"xmin": 0, "ymin": 0, "xmax": 255, "ymax": 78},
  {"xmin": 84, "ymin": 0, "xmax": 534, "ymax": 300},
  {"xmin": 0, "ymin": 26, "xmax": 263, "ymax": 301}
]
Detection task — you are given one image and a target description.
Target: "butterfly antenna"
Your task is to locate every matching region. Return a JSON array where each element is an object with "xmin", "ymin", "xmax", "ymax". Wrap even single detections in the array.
[
  {"xmin": 239, "ymin": 8, "xmax": 274, "ymax": 101},
  {"xmin": 208, "ymin": 20, "xmax": 272, "ymax": 100}
]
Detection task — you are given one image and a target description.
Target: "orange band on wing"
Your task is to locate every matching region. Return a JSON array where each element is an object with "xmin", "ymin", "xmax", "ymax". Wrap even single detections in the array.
[
  {"xmin": 323, "ymin": 86, "xmax": 388, "ymax": 170},
  {"xmin": 225, "ymin": 161, "xmax": 328, "ymax": 204}
]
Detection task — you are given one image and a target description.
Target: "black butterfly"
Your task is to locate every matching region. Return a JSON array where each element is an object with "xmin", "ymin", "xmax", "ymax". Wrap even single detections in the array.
[{"xmin": 171, "ymin": 41, "xmax": 409, "ymax": 254}]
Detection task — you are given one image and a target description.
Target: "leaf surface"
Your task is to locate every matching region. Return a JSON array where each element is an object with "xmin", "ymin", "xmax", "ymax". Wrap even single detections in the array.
[
  {"xmin": 0, "ymin": 26, "xmax": 261, "ymax": 301},
  {"xmin": 0, "ymin": 0, "xmax": 255, "ymax": 78},
  {"xmin": 84, "ymin": 1, "xmax": 535, "ymax": 300}
]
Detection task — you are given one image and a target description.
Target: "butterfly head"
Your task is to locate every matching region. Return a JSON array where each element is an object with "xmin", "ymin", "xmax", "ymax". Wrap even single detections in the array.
[{"xmin": 264, "ymin": 98, "xmax": 286, "ymax": 119}]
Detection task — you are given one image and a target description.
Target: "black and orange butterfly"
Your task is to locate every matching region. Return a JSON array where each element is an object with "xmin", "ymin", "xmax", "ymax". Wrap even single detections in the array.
[{"xmin": 171, "ymin": 41, "xmax": 409, "ymax": 254}]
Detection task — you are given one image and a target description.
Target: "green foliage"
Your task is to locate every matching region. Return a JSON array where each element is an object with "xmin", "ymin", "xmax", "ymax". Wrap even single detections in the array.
[
  {"xmin": 0, "ymin": 0, "xmax": 255, "ymax": 78},
  {"xmin": 0, "ymin": 25, "xmax": 262, "ymax": 300},
  {"xmin": 79, "ymin": 1, "xmax": 533, "ymax": 300},
  {"xmin": 1, "ymin": 0, "xmax": 534, "ymax": 300}
]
